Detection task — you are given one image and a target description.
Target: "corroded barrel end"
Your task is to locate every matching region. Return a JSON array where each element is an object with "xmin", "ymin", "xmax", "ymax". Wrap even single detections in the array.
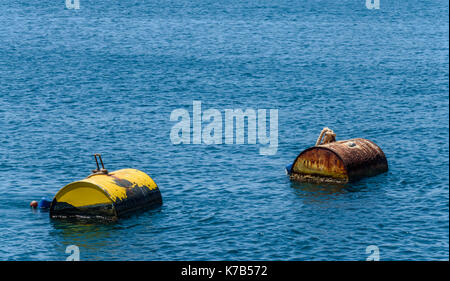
[{"xmin": 290, "ymin": 138, "xmax": 388, "ymax": 184}]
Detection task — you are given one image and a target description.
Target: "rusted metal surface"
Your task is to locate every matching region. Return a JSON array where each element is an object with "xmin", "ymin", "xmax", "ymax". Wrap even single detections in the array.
[
  {"xmin": 290, "ymin": 138, "xmax": 388, "ymax": 184},
  {"xmin": 91, "ymin": 153, "xmax": 109, "ymax": 175}
]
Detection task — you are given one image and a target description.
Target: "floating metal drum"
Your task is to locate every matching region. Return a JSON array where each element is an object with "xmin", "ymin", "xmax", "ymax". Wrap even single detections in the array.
[
  {"xmin": 50, "ymin": 169, "xmax": 162, "ymax": 220},
  {"xmin": 290, "ymin": 138, "xmax": 388, "ymax": 184}
]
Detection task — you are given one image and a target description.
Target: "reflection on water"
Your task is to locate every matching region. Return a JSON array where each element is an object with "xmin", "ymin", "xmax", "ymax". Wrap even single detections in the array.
[
  {"xmin": 289, "ymin": 180, "xmax": 347, "ymax": 207},
  {"xmin": 291, "ymin": 181, "xmax": 347, "ymax": 194},
  {"xmin": 290, "ymin": 170, "xmax": 391, "ymax": 197},
  {"xmin": 50, "ymin": 219, "xmax": 116, "ymax": 250},
  {"xmin": 48, "ymin": 206, "xmax": 163, "ymax": 255},
  {"xmin": 289, "ymin": 179, "xmax": 373, "ymax": 206}
]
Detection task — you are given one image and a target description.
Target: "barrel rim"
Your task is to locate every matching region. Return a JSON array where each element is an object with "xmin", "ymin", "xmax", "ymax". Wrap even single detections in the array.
[
  {"xmin": 50, "ymin": 181, "xmax": 115, "ymax": 216},
  {"xmin": 53, "ymin": 180, "xmax": 113, "ymax": 200},
  {"xmin": 291, "ymin": 146, "xmax": 347, "ymax": 173}
]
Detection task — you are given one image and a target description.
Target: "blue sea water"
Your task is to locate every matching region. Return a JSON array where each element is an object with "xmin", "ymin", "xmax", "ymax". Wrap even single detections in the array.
[{"xmin": 0, "ymin": 0, "xmax": 448, "ymax": 261}]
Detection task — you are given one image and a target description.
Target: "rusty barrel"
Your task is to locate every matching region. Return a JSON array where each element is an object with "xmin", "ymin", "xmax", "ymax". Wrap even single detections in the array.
[
  {"xmin": 289, "ymin": 138, "xmax": 388, "ymax": 184},
  {"xmin": 50, "ymin": 169, "xmax": 162, "ymax": 220}
]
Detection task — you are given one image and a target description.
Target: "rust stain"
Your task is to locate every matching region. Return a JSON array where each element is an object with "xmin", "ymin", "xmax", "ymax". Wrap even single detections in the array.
[{"xmin": 292, "ymin": 148, "xmax": 348, "ymax": 180}]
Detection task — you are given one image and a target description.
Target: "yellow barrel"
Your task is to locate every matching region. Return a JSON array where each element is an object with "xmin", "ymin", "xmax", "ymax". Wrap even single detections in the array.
[{"xmin": 50, "ymin": 168, "xmax": 162, "ymax": 220}]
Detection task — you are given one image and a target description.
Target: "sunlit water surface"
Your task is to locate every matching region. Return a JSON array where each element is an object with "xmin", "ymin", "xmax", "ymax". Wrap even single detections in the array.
[{"xmin": 0, "ymin": 0, "xmax": 448, "ymax": 260}]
